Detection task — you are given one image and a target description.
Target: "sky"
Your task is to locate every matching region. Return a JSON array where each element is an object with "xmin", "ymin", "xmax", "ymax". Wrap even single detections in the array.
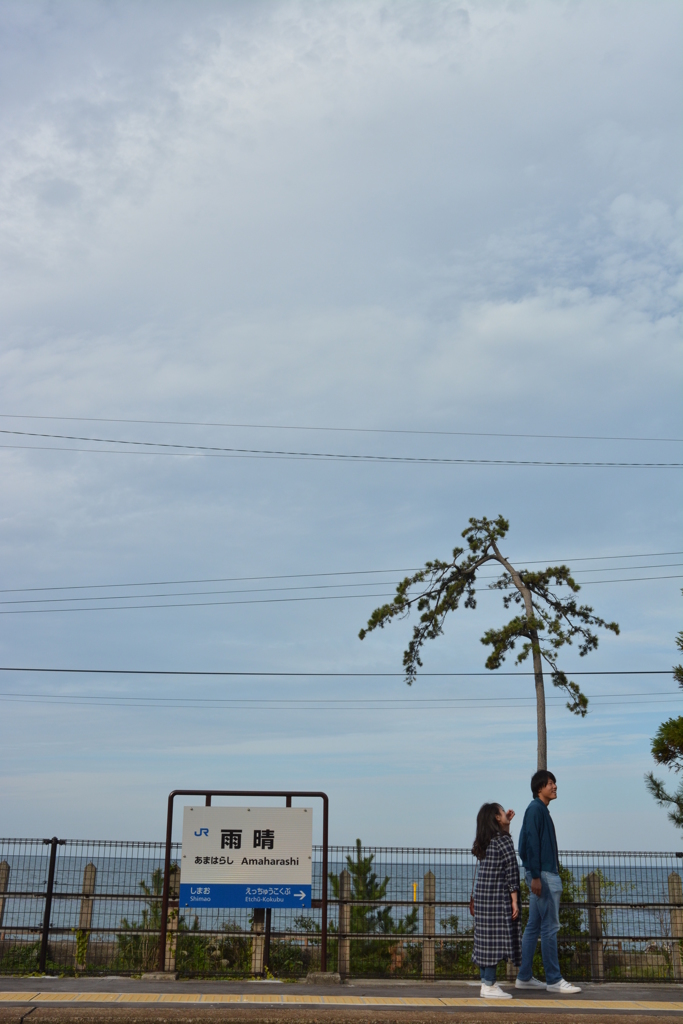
[{"xmin": 0, "ymin": 0, "xmax": 681, "ymax": 852}]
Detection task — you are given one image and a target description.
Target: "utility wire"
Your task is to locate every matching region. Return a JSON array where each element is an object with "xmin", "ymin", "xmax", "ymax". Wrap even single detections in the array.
[
  {"xmin": 2, "ymin": 564, "xmax": 681, "ymax": 606},
  {"xmin": 0, "ymin": 695, "xmax": 677, "ymax": 711},
  {"xmin": 2, "ymin": 551, "xmax": 680, "ymax": 596},
  {"xmin": 0, "ymin": 574, "xmax": 680, "ymax": 613},
  {"xmin": 0, "ymin": 414, "xmax": 679, "ymax": 443},
  {"xmin": 0, "ymin": 690, "xmax": 676, "ymax": 704},
  {"xmin": 0, "ymin": 430, "xmax": 681, "ymax": 467},
  {"xmin": 0, "ymin": 667, "xmax": 673, "ymax": 676}
]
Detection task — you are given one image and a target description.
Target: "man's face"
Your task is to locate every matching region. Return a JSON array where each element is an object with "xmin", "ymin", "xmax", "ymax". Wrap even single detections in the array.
[{"xmin": 539, "ymin": 778, "xmax": 558, "ymax": 802}]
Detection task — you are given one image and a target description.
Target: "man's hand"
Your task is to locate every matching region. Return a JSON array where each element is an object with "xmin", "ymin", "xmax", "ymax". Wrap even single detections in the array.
[{"xmin": 530, "ymin": 877, "xmax": 542, "ymax": 897}]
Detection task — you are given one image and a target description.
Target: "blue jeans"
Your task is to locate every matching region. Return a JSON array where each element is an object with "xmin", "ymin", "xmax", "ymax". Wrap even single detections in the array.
[
  {"xmin": 479, "ymin": 965, "xmax": 498, "ymax": 984},
  {"xmin": 518, "ymin": 870, "xmax": 562, "ymax": 985}
]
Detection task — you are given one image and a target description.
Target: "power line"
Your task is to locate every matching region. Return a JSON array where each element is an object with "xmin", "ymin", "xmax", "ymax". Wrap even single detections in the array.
[
  {"xmin": 1, "ymin": 694, "xmax": 677, "ymax": 711},
  {"xmin": 1, "ymin": 567, "xmax": 412, "ymax": 595},
  {"xmin": 2, "ymin": 564, "xmax": 681, "ymax": 607},
  {"xmin": 0, "ymin": 573, "xmax": 680, "ymax": 614},
  {"xmin": 0, "ymin": 690, "xmax": 676, "ymax": 703},
  {"xmin": 0, "ymin": 667, "xmax": 673, "ymax": 676},
  {"xmin": 1, "ymin": 551, "xmax": 680, "ymax": 596},
  {"xmin": 0, "ymin": 413, "xmax": 679, "ymax": 443},
  {"xmin": 0, "ymin": 580, "xmax": 403, "ymax": 606},
  {"xmin": 1, "ymin": 430, "xmax": 681, "ymax": 467}
]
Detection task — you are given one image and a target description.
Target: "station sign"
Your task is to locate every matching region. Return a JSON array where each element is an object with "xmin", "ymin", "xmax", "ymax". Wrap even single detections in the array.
[{"xmin": 179, "ymin": 805, "xmax": 312, "ymax": 909}]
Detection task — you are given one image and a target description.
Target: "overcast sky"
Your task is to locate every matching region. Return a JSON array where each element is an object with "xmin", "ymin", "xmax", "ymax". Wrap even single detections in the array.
[{"xmin": 0, "ymin": 0, "xmax": 681, "ymax": 851}]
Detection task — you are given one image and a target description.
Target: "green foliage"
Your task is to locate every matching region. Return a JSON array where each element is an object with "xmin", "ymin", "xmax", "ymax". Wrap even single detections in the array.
[
  {"xmin": 112, "ymin": 866, "xmax": 257, "ymax": 977},
  {"xmin": 74, "ymin": 928, "xmax": 90, "ymax": 968},
  {"xmin": 440, "ymin": 914, "xmax": 460, "ymax": 933},
  {"xmin": 646, "ymin": 614, "xmax": 683, "ymax": 828},
  {"xmin": 674, "ymin": 625, "xmax": 683, "ymax": 687},
  {"xmin": 294, "ymin": 914, "xmax": 320, "ymax": 933},
  {"xmin": 329, "ymin": 839, "xmax": 419, "ymax": 936},
  {"xmin": 0, "ymin": 941, "xmax": 59, "ymax": 976},
  {"xmin": 175, "ymin": 920, "xmax": 253, "ymax": 977},
  {"xmin": 435, "ymin": 913, "xmax": 477, "ymax": 978},
  {"xmin": 269, "ymin": 938, "xmax": 319, "ymax": 977},
  {"xmin": 115, "ymin": 865, "xmax": 180, "ymax": 974},
  {"xmin": 359, "ymin": 515, "xmax": 618, "ymax": 718},
  {"xmin": 645, "ymin": 773, "xmax": 683, "ymax": 829},
  {"xmin": 328, "ymin": 839, "xmax": 419, "ymax": 976},
  {"xmin": 650, "ymin": 717, "xmax": 683, "ymax": 771},
  {"xmin": 184, "ymin": 922, "xmax": 320, "ymax": 979}
]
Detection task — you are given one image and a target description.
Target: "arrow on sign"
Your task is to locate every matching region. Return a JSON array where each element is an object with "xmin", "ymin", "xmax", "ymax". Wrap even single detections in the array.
[{"xmin": 295, "ymin": 890, "xmax": 306, "ymax": 901}]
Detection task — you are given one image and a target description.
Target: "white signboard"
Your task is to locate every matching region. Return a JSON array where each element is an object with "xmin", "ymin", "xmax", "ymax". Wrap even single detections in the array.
[{"xmin": 179, "ymin": 806, "xmax": 312, "ymax": 908}]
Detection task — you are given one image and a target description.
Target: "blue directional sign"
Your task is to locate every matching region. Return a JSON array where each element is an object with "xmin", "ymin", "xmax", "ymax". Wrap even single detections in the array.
[{"xmin": 179, "ymin": 882, "xmax": 311, "ymax": 908}]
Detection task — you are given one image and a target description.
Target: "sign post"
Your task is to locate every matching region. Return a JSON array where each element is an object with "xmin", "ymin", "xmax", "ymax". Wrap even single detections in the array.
[{"xmin": 159, "ymin": 790, "xmax": 329, "ymax": 973}]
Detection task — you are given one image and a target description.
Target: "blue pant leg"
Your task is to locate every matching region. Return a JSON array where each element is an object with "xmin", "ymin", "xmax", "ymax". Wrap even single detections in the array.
[
  {"xmin": 480, "ymin": 965, "xmax": 497, "ymax": 984},
  {"xmin": 539, "ymin": 871, "xmax": 562, "ymax": 985},
  {"xmin": 518, "ymin": 871, "xmax": 542, "ymax": 980}
]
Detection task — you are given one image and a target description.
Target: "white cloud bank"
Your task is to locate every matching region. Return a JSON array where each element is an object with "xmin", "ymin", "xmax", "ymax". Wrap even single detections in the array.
[{"xmin": 0, "ymin": 0, "xmax": 680, "ymax": 846}]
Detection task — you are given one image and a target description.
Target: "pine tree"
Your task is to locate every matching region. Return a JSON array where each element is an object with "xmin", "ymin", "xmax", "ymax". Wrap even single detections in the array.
[
  {"xmin": 329, "ymin": 839, "xmax": 418, "ymax": 935},
  {"xmin": 645, "ymin": 611, "xmax": 683, "ymax": 828},
  {"xmin": 360, "ymin": 515, "xmax": 619, "ymax": 769}
]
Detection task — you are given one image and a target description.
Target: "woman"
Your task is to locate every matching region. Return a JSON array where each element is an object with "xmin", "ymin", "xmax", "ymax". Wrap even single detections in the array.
[{"xmin": 472, "ymin": 802, "xmax": 522, "ymax": 999}]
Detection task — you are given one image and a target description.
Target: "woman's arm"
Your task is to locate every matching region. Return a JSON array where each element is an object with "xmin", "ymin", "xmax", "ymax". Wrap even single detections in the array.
[{"xmin": 501, "ymin": 833, "xmax": 521, "ymax": 892}]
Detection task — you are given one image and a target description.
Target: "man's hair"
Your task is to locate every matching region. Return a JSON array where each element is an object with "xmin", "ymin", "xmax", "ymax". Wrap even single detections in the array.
[{"xmin": 531, "ymin": 770, "xmax": 556, "ymax": 797}]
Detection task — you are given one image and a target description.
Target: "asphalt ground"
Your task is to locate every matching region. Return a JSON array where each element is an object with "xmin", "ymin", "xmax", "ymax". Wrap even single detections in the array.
[{"xmin": 0, "ymin": 1009, "xmax": 681, "ymax": 1024}]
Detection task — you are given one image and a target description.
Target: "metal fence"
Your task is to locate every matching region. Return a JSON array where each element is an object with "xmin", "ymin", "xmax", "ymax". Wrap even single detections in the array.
[{"xmin": 0, "ymin": 838, "xmax": 681, "ymax": 982}]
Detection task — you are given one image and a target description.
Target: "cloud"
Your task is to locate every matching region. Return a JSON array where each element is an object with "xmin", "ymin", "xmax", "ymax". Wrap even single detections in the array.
[{"xmin": 0, "ymin": 0, "xmax": 680, "ymax": 845}]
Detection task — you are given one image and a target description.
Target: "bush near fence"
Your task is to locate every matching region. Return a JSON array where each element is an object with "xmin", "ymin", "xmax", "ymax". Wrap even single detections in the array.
[{"xmin": 0, "ymin": 839, "xmax": 681, "ymax": 981}]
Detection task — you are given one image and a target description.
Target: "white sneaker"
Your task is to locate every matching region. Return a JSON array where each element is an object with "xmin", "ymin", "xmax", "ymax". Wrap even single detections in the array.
[
  {"xmin": 546, "ymin": 979, "xmax": 582, "ymax": 994},
  {"xmin": 480, "ymin": 983, "xmax": 513, "ymax": 1000},
  {"xmin": 515, "ymin": 976, "xmax": 547, "ymax": 990}
]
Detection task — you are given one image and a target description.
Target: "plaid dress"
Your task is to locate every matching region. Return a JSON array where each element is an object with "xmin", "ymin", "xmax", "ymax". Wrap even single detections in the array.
[{"xmin": 473, "ymin": 832, "xmax": 522, "ymax": 967}]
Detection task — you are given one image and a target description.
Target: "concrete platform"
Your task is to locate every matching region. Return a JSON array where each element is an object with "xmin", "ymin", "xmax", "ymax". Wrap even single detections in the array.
[{"xmin": 0, "ymin": 977, "xmax": 680, "ymax": 1014}]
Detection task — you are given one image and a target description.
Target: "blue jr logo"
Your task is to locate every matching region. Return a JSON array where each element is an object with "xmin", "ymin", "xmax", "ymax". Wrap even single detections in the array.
[{"xmin": 194, "ymin": 828, "xmax": 209, "ymax": 837}]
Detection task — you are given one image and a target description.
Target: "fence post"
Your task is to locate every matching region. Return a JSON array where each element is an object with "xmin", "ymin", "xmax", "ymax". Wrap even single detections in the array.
[
  {"xmin": 164, "ymin": 865, "xmax": 180, "ymax": 973},
  {"xmin": 0, "ymin": 862, "xmax": 9, "ymax": 929},
  {"xmin": 39, "ymin": 838, "xmax": 65, "ymax": 974},
  {"xmin": 586, "ymin": 871, "xmax": 604, "ymax": 981},
  {"xmin": 251, "ymin": 909, "xmax": 265, "ymax": 975},
  {"xmin": 338, "ymin": 869, "xmax": 351, "ymax": 979},
  {"xmin": 668, "ymin": 872, "xmax": 683, "ymax": 981},
  {"xmin": 422, "ymin": 870, "xmax": 435, "ymax": 980},
  {"xmin": 75, "ymin": 863, "xmax": 97, "ymax": 971}
]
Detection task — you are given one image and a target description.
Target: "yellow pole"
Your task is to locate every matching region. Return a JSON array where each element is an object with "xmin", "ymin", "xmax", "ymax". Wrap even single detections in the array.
[{"xmin": 413, "ymin": 882, "xmax": 417, "ymax": 902}]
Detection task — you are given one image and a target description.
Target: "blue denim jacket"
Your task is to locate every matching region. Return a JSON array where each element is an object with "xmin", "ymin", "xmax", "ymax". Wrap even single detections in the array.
[{"xmin": 517, "ymin": 797, "xmax": 559, "ymax": 879}]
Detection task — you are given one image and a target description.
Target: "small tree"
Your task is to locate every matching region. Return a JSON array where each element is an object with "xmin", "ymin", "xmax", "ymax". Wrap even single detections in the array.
[
  {"xmin": 359, "ymin": 515, "xmax": 619, "ymax": 769},
  {"xmin": 328, "ymin": 839, "xmax": 418, "ymax": 977},
  {"xmin": 329, "ymin": 839, "xmax": 418, "ymax": 936},
  {"xmin": 645, "ymin": 616, "xmax": 683, "ymax": 828}
]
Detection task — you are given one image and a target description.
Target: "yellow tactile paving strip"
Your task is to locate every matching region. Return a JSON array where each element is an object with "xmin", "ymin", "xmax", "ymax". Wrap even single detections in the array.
[
  {"xmin": 158, "ymin": 994, "xmax": 202, "ymax": 1003},
  {"xmin": 0, "ymin": 991, "xmax": 681, "ymax": 1011}
]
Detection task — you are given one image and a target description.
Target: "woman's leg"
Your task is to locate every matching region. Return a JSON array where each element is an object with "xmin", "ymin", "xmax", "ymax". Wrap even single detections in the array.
[{"xmin": 480, "ymin": 965, "xmax": 497, "ymax": 985}]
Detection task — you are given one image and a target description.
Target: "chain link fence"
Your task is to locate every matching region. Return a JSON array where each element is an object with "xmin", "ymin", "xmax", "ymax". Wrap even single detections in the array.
[{"xmin": 0, "ymin": 838, "xmax": 681, "ymax": 981}]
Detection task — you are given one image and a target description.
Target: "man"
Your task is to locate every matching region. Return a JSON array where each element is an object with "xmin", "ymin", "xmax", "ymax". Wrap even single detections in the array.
[{"xmin": 516, "ymin": 770, "xmax": 581, "ymax": 994}]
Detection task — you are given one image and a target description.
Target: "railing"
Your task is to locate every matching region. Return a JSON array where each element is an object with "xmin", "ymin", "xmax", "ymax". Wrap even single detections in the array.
[{"xmin": 0, "ymin": 839, "xmax": 681, "ymax": 981}]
